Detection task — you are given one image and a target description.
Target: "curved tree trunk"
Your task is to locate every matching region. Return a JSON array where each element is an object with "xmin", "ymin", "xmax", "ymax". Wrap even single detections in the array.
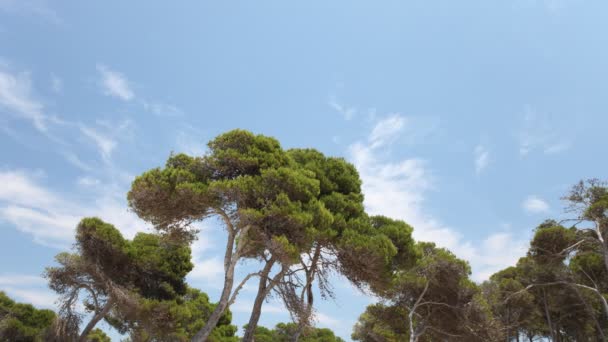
[
  {"xmin": 242, "ymin": 258, "xmax": 277, "ymax": 342},
  {"xmin": 78, "ymin": 297, "xmax": 114, "ymax": 342},
  {"xmin": 192, "ymin": 228, "xmax": 241, "ymax": 342}
]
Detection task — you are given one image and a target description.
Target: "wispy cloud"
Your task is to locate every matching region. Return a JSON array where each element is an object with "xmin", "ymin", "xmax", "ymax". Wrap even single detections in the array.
[
  {"xmin": 349, "ymin": 114, "xmax": 475, "ymax": 262},
  {"xmin": 0, "ymin": 169, "xmax": 148, "ymax": 247},
  {"xmin": 470, "ymin": 231, "xmax": 529, "ymax": 282},
  {"xmin": 140, "ymin": 100, "xmax": 183, "ymax": 117},
  {"xmin": 0, "ymin": 67, "xmax": 46, "ymax": 131},
  {"xmin": 349, "ymin": 114, "xmax": 528, "ymax": 281},
  {"xmin": 518, "ymin": 107, "xmax": 571, "ymax": 156},
  {"xmin": 0, "ymin": 0, "xmax": 61, "ymax": 24},
  {"xmin": 522, "ymin": 195, "xmax": 550, "ymax": 214},
  {"xmin": 0, "ymin": 274, "xmax": 56, "ymax": 308},
  {"xmin": 328, "ymin": 96, "xmax": 356, "ymax": 120},
  {"xmin": 80, "ymin": 125, "xmax": 117, "ymax": 162},
  {"xmin": 97, "ymin": 64, "xmax": 134, "ymax": 101},
  {"xmin": 368, "ymin": 114, "xmax": 406, "ymax": 148},
  {"xmin": 315, "ymin": 312, "xmax": 341, "ymax": 327},
  {"xmin": 474, "ymin": 144, "xmax": 490, "ymax": 175},
  {"xmin": 231, "ymin": 299, "xmax": 285, "ymax": 315}
]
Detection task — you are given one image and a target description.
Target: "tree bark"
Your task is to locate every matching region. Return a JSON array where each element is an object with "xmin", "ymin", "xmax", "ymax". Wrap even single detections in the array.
[
  {"xmin": 192, "ymin": 228, "xmax": 240, "ymax": 342},
  {"xmin": 292, "ymin": 245, "xmax": 321, "ymax": 342},
  {"xmin": 541, "ymin": 289, "xmax": 557, "ymax": 342},
  {"xmin": 78, "ymin": 297, "xmax": 114, "ymax": 342},
  {"xmin": 505, "ymin": 306, "xmax": 510, "ymax": 342},
  {"xmin": 242, "ymin": 257, "xmax": 279, "ymax": 342}
]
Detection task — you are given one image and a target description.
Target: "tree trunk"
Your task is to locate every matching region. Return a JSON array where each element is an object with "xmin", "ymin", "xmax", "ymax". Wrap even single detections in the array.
[
  {"xmin": 191, "ymin": 268, "xmax": 235, "ymax": 341},
  {"xmin": 505, "ymin": 306, "xmax": 510, "ymax": 342},
  {"xmin": 292, "ymin": 245, "xmax": 321, "ymax": 342},
  {"xmin": 291, "ymin": 326, "xmax": 303, "ymax": 342},
  {"xmin": 242, "ymin": 258, "xmax": 277, "ymax": 342},
  {"xmin": 542, "ymin": 289, "xmax": 557, "ymax": 342},
  {"xmin": 192, "ymin": 231, "xmax": 239, "ymax": 342},
  {"xmin": 408, "ymin": 312, "xmax": 416, "ymax": 342},
  {"xmin": 78, "ymin": 297, "xmax": 114, "ymax": 342}
]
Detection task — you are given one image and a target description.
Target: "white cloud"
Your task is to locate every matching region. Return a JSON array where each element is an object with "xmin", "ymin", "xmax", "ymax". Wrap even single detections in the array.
[
  {"xmin": 188, "ymin": 257, "xmax": 224, "ymax": 281},
  {"xmin": 141, "ymin": 100, "xmax": 183, "ymax": 117},
  {"xmin": 518, "ymin": 107, "xmax": 570, "ymax": 156},
  {"xmin": 77, "ymin": 176, "xmax": 101, "ymax": 187},
  {"xmin": 0, "ymin": 274, "xmax": 57, "ymax": 308},
  {"xmin": 0, "ymin": 170, "xmax": 148, "ymax": 247},
  {"xmin": 315, "ymin": 312, "xmax": 341, "ymax": 327},
  {"xmin": 522, "ymin": 195, "xmax": 550, "ymax": 214},
  {"xmin": 97, "ymin": 64, "xmax": 134, "ymax": 101},
  {"xmin": 231, "ymin": 300, "xmax": 285, "ymax": 315},
  {"xmin": 328, "ymin": 96, "xmax": 356, "ymax": 120},
  {"xmin": 474, "ymin": 144, "xmax": 490, "ymax": 175},
  {"xmin": 80, "ymin": 125, "xmax": 117, "ymax": 162},
  {"xmin": 0, "ymin": 0, "xmax": 61, "ymax": 24},
  {"xmin": 1, "ymin": 287, "xmax": 57, "ymax": 308},
  {"xmin": 62, "ymin": 152, "xmax": 93, "ymax": 171},
  {"xmin": 367, "ymin": 114, "xmax": 406, "ymax": 148},
  {"xmin": 0, "ymin": 67, "xmax": 46, "ymax": 131},
  {"xmin": 470, "ymin": 232, "xmax": 529, "ymax": 282},
  {"xmin": 348, "ymin": 114, "xmax": 529, "ymax": 281},
  {"xmin": 0, "ymin": 170, "xmax": 57, "ymax": 208},
  {"xmin": 0, "ymin": 274, "xmax": 45, "ymax": 286}
]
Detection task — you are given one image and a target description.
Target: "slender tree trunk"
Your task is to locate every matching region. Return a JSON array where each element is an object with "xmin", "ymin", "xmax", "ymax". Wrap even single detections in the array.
[
  {"xmin": 292, "ymin": 246, "xmax": 321, "ymax": 342},
  {"xmin": 506, "ymin": 306, "xmax": 510, "ymax": 342},
  {"xmin": 592, "ymin": 220, "xmax": 608, "ymax": 275},
  {"xmin": 291, "ymin": 326, "xmax": 303, "ymax": 342},
  {"xmin": 408, "ymin": 315, "xmax": 415, "ymax": 342},
  {"xmin": 542, "ymin": 289, "xmax": 557, "ymax": 342},
  {"xmin": 242, "ymin": 258, "xmax": 278, "ymax": 342},
  {"xmin": 78, "ymin": 297, "xmax": 114, "ymax": 342},
  {"xmin": 192, "ymin": 230, "xmax": 240, "ymax": 342}
]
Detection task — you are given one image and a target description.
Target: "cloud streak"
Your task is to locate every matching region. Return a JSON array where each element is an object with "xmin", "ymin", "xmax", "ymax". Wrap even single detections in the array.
[
  {"xmin": 518, "ymin": 107, "xmax": 571, "ymax": 156},
  {"xmin": 0, "ymin": 67, "xmax": 46, "ymax": 131},
  {"xmin": 0, "ymin": 170, "xmax": 148, "ymax": 247},
  {"xmin": 522, "ymin": 195, "xmax": 550, "ymax": 214},
  {"xmin": 97, "ymin": 64, "xmax": 134, "ymax": 101},
  {"xmin": 349, "ymin": 114, "xmax": 526, "ymax": 281},
  {"xmin": 474, "ymin": 144, "xmax": 490, "ymax": 175}
]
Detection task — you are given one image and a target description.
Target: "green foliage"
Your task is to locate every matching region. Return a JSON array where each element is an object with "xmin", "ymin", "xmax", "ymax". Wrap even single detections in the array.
[
  {"xmin": 45, "ymin": 217, "xmax": 194, "ymax": 339},
  {"xmin": 86, "ymin": 328, "xmax": 111, "ymax": 342},
  {"xmin": 0, "ymin": 291, "xmax": 55, "ymax": 342},
  {"xmin": 352, "ymin": 303, "xmax": 409, "ymax": 342},
  {"xmin": 128, "ymin": 232, "xmax": 193, "ymax": 300},
  {"xmin": 127, "ymin": 288, "xmax": 238, "ymax": 342},
  {"xmin": 251, "ymin": 322, "xmax": 345, "ymax": 342}
]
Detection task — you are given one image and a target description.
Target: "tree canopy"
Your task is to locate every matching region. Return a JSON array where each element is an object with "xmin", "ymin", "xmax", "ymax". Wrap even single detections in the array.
[{"xmin": 6, "ymin": 128, "xmax": 607, "ymax": 342}]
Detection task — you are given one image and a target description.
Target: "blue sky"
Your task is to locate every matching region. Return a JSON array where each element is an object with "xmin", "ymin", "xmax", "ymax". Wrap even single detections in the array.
[{"xmin": 1, "ymin": 0, "xmax": 608, "ymax": 340}]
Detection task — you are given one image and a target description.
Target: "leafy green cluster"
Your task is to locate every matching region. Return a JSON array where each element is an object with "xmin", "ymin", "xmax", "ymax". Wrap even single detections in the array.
[
  {"xmin": 250, "ymin": 322, "xmax": 346, "ymax": 342},
  {"xmin": 0, "ymin": 291, "xmax": 55, "ymax": 342}
]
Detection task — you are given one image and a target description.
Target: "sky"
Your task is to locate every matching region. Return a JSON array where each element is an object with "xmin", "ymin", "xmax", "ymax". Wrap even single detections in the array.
[{"xmin": 1, "ymin": 0, "xmax": 608, "ymax": 340}]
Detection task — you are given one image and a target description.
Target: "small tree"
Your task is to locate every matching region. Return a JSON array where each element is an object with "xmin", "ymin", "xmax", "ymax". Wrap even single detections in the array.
[
  {"xmin": 351, "ymin": 303, "xmax": 409, "ymax": 342},
  {"xmin": 0, "ymin": 291, "xmax": 56, "ymax": 341},
  {"xmin": 45, "ymin": 217, "xmax": 193, "ymax": 341}
]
